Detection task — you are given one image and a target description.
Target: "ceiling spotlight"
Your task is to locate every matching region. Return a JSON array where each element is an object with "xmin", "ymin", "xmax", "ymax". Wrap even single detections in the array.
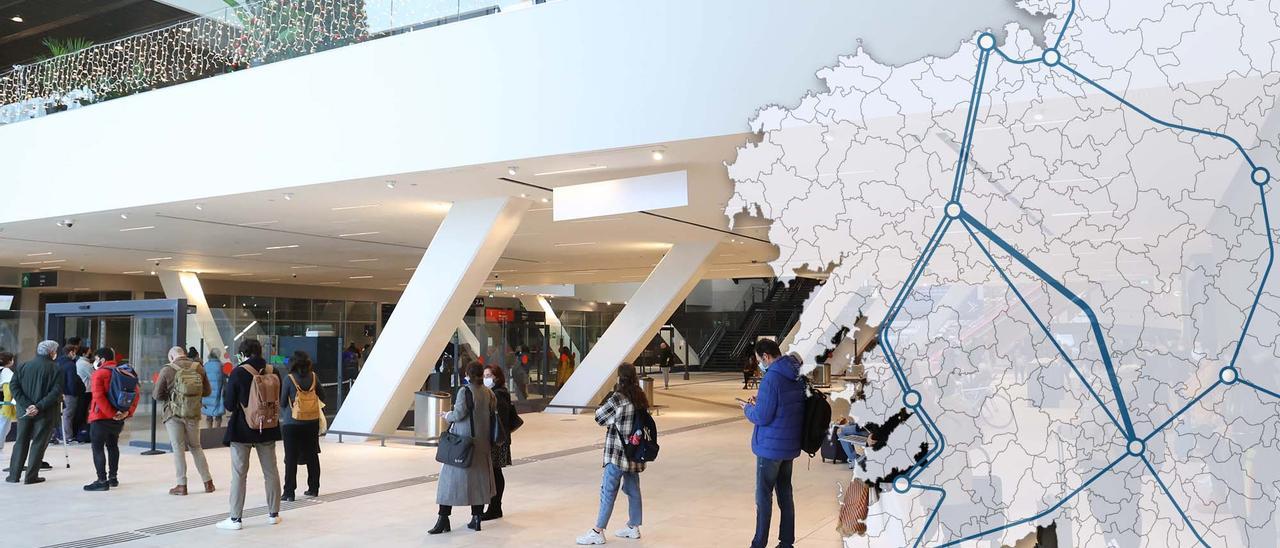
[
  {"xmin": 195, "ymin": 203, "xmax": 204, "ymax": 210},
  {"xmin": 149, "ymin": 271, "xmax": 156, "ymax": 275},
  {"xmin": 9, "ymin": 16, "xmax": 23, "ymax": 23},
  {"xmin": 283, "ymin": 193, "xmax": 294, "ymax": 201},
  {"xmin": 651, "ymin": 149, "xmax": 665, "ymax": 161},
  {"xmin": 119, "ymin": 213, "xmax": 129, "ymax": 219},
  {"xmin": 519, "ymin": 193, "xmax": 529, "ymax": 199},
  {"xmin": 57, "ymin": 219, "xmax": 74, "ymax": 228},
  {"xmin": 507, "ymin": 166, "xmax": 518, "ymax": 176},
  {"xmin": 540, "ymin": 197, "xmax": 550, "ymax": 203},
  {"xmin": 385, "ymin": 180, "xmax": 397, "ymax": 189}
]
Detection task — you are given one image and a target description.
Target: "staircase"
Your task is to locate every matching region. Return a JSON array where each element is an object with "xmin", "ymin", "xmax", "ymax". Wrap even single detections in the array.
[{"xmin": 702, "ymin": 277, "xmax": 822, "ymax": 370}]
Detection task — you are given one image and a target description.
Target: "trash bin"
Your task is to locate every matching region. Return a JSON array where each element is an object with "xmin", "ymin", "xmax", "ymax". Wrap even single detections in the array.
[
  {"xmin": 415, "ymin": 390, "xmax": 451, "ymax": 446},
  {"xmin": 639, "ymin": 377, "xmax": 655, "ymax": 406}
]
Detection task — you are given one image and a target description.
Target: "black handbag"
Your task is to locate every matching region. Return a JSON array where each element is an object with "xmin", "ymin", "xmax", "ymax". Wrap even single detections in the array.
[{"xmin": 435, "ymin": 388, "xmax": 475, "ymax": 467}]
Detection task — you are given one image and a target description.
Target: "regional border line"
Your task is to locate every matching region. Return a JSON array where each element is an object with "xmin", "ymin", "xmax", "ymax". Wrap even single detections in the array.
[{"xmin": 870, "ymin": 0, "xmax": 1280, "ymax": 544}]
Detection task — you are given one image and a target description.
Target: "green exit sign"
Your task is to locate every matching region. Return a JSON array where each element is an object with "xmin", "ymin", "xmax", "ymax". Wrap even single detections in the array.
[{"xmin": 21, "ymin": 271, "xmax": 59, "ymax": 288}]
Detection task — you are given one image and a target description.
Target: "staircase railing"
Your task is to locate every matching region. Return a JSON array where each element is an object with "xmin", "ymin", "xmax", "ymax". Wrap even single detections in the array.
[
  {"xmin": 730, "ymin": 313, "xmax": 765, "ymax": 362},
  {"xmin": 697, "ymin": 323, "xmax": 727, "ymax": 365}
]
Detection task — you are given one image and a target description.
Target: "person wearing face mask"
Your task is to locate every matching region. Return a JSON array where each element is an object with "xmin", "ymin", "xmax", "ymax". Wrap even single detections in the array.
[
  {"xmin": 739, "ymin": 339, "xmax": 805, "ymax": 548},
  {"xmin": 481, "ymin": 364, "xmax": 517, "ymax": 521}
]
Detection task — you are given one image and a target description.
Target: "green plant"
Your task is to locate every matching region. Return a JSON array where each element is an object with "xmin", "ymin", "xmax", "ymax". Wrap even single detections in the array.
[{"xmin": 37, "ymin": 37, "xmax": 95, "ymax": 60}]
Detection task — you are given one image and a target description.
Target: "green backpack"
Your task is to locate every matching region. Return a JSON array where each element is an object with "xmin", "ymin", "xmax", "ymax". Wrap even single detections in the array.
[{"xmin": 168, "ymin": 362, "xmax": 204, "ymax": 420}]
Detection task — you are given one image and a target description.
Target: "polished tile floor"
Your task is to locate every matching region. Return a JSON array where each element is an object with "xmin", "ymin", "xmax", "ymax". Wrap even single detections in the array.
[{"xmin": 8, "ymin": 373, "xmax": 850, "ymax": 547}]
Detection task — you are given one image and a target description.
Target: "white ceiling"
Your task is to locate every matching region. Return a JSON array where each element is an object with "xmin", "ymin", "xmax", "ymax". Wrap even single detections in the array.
[{"xmin": 0, "ymin": 134, "xmax": 779, "ymax": 294}]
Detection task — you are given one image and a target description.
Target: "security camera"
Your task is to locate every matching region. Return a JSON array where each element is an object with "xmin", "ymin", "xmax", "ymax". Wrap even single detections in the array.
[
  {"xmin": 292, "ymin": 273, "xmax": 298, "ymax": 278},
  {"xmin": 79, "ymin": 267, "xmax": 86, "ymax": 272},
  {"xmin": 154, "ymin": 261, "xmax": 161, "ymax": 266},
  {"xmin": 58, "ymin": 219, "xmax": 74, "ymax": 228}
]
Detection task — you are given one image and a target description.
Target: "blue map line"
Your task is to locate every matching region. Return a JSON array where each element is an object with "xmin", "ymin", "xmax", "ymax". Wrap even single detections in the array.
[
  {"xmin": 960, "ymin": 218, "xmax": 1125, "ymax": 432},
  {"xmin": 872, "ymin": 0, "xmax": 1274, "ymax": 543},
  {"xmin": 912, "ymin": 484, "xmax": 948, "ymax": 548},
  {"xmin": 949, "ymin": 51, "xmax": 993, "ymax": 202},
  {"xmin": 1056, "ymin": 63, "xmax": 1259, "ymax": 170},
  {"xmin": 1225, "ymin": 185, "xmax": 1275, "ymax": 370},
  {"xmin": 1143, "ymin": 381, "xmax": 1223, "ymax": 443},
  {"xmin": 938, "ymin": 452, "xmax": 1127, "ymax": 546},
  {"xmin": 962, "ymin": 212, "xmax": 1137, "ymax": 439},
  {"xmin": 1140, "ymin": 456, "xmax": 1212, "ymax": 547},
  {"xmin": 1054, "ymin": 0, "xmax": 1077, "ymax": 50},
  {"xmin": 1240, "ymin": 378, "xmax": 1280, "ymax": 400}
]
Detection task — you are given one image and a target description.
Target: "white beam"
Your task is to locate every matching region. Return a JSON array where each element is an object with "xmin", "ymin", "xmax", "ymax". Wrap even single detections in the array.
[
  {"xmin": 550, "ymin": 241, "xmax": 716, "ymax": 409},
  {"xmin": 331, "ymin": 197, "xmax": 530, "ymax": 435},
  {"xmin": 158, "ymin": 271, "xmax": 227, "ymax": 358}
]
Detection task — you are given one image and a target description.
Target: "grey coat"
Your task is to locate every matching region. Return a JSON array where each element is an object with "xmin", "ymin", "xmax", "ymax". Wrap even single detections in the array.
[{"xmin": 436, "ymin": 384, "xmax": 497, "ymax": 506}]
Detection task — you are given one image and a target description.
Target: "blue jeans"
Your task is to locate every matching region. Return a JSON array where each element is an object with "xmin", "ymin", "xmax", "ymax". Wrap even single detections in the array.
[
  {"xmin": 595, "ymin": 463, "xmax": 642, "ymax": 529},
  {"xmin": 753, "ymin": 457, "xmax": 795, "ymax": 548},
  {"xmin": 839, "ymin": 424, "xmax": 868, "ymax": 465}
]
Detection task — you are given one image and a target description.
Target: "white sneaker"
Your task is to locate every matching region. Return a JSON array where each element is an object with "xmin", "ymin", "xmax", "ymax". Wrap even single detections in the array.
[
  {"xmin": 576, "ymin": 529, "xmax": 607, "ymax": 545},
  {"xmin": 267, "ymin": 514, "xmax": 282, "ymax": 525},
  {"xmin": 215, "ymin": 518, "xmax": 242, "ymax": 530},
  {"xmin": 615, "ymin": 526, "xmax": 641, "ymax": 539}
]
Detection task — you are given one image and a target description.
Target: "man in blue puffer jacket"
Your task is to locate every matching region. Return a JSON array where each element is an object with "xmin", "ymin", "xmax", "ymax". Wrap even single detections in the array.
[{"xmin": 741, "ymin": 339, "xmax": 805, "ymax": 548}]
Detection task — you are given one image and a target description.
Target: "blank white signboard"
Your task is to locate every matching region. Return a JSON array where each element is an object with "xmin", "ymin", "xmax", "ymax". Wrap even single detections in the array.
[{"xmin": 553, "ymin": 171, "xmax": 688, "ymax": 222}]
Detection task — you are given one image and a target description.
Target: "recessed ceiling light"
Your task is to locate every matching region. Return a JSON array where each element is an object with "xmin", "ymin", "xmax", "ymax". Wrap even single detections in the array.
[
  {"xmin": 534, "ymin": 165, "xmax": 608, "ymax": 177},
  {"xmin": 42, "ymin": 259, "xmax": 65, "ymax": 264},
  {"xmin": 9, "ymin": 16, "xmax": 22, "ymax": 23},
  {"xmin": 348, "ymin": 258, "xmax": 379, "ymax": 263},
  {"xmin": 554, "ymin": 242, "xmax": 596, "ymax": 247},
  {"xmin": 119, "ymin": 213, "xmax": 129, "ymax": 220},
  {"xmin": 39, "ymin": 266, "xmax": 61, "ymax": 270},
  {"xmin": 291, "ymin": 265, "xmax": 318, "ymax": 269},
  {"xmin": 19, "ymin": 261, "xmax": 41, "ymax": 265},
  {"xmin": 229, "ymin": 273, "xmax": 254, "ymax": 277},
  {"xmin": 348, "ymin": 275, "xmax": 374, "ymax": 279},
  {"xmin": 651, "ymin": 149, "xmax": 665, "ymax": 161},
  {"xmin": 26, "ymin": 252, "xmax": 52, "ymax": 256},
  {"xmin": 404, "ymin": 267, "xmax": 417, "ymax": 271},
  {"xmin": 146, "ymin": 256, "xmax": 172, "ymax": 261},
  {"xmin": 283, "ymin": 193, "xmax": 294, "ymax": 201},
  {"xmin": 338, "ymin": 231, "xmax": 380, "ymax": 237},
  {"xmin": 519, "ymin": 193, "xmax": 529, "ymax": 198},
  {"xmin": 240, "ymin": 220, "xmax": 278, "ymax": 226},
  {"xmin": 265, "ymin": 244, "xmax": 300, "ymax": 250},
  {"xmin": 119, "ymin": 225, "xmax": 155, "ymax": 232},
  {"xmin": 507, "ymin": 166, "xmax": 518, "ymax": 176},
  {"xmin": 385, "ymin": 180, "xmax": 397, "ymax": 189},
  {"xmin": 123, "ymin": 270, "xmax": 144, "ymax": 275},
  {"xmin": 232, "ymin": 252, "xmax": 263, "ymax": 257},
  {"xmin": 149, "ymin": 270, "xmax": 156, "ymax": 275},
  {"xmin": 330, "ymin": 204, "xmax": 378, "ymax": 211},
  {"xmin": 540, "ymin": 197, "xmax": 550, "ymax": 203},
  {"xmin": 194, "ymin": 203, "xmax": 204, "ymax": 210},
  {"xmin": 316, "ymin": 281, "xmax": 341, "ymax": 285}
]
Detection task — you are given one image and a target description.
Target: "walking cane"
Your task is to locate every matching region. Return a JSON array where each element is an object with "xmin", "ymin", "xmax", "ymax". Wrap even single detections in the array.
[{"xmin": 62, "ymin": 428, "xmax": 70, "ymax": 469}]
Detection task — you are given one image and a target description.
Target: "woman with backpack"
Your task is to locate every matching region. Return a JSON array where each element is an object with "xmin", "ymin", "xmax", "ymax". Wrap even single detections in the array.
[
  {"xmin": 215, "ymin": 338, "xmax": 282, "ymax": 531},
  {"xmin": 279, "ymin": 350, "xmax": 323, "ymax": 502},
  {"xmin": 481, "ymin": 364, "xmax": 518, "ymax": 521},
  {"xmin": 153, "ymin": 346, "xmax": 213, "ymax": 496},
  {"xmin": 429, "ymin": 361, "xmax": 497, "ymax": 536},
  {"xmin": 83, "ymin": 348, "xmax": 139, "ymax": 492},
  {"xmin": 576, "ymin": 363, "xmax": 649, "ymax": 545},
  {"xmin": 202, "ymin": 347, "xmax": 226, "ymax": 429}
]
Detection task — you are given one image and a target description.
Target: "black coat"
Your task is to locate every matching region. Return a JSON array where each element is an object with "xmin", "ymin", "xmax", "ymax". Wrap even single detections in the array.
[{"xmin": 222, "ymin": 357, "xmax": 282, "ymax": 445}]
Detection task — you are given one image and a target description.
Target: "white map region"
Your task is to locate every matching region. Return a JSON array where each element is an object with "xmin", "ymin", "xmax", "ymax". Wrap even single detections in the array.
[{"xmin": 726, "ymin": 0, "xmax": 1280, "ymax": 546}]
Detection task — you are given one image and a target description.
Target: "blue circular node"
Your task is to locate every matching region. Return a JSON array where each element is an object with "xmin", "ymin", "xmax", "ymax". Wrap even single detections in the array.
[
  {"xmin": 1219, "ymin": 366, "xmax": 1239, "ymax": 385},
  {"xmin": 903, "ymin": 390, "xmax": 922, "ymax": 409},
  {"xmin": 893, "ymin": 477, "xmax": 911, "ymax": 493},
  {"xmin": 1253, "ymin": 167, "xmax": 1270, "ymax": 186},
  {"xmin": 1042, "ymin": 48, "xmax": 1061, "ymax": 66},
  {"xmin": 1126, "ymin": 439, "xmax": 1145, "ymax": 456},
  {"xmin": 945, "ymin": 202, "xmax": 963, "ymax": 219},
  {"xmin": 977, "ymin": 33, "xmax": 996, "ymax": 51}
]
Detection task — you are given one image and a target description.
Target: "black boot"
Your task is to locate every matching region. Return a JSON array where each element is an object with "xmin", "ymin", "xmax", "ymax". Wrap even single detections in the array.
[
  {"xmin": 427, "ymin": 516, "xmax": 450, "ymax": 535},
  {"xmin": 467, "ymin": 515, "xmax": 482, "ymax": 531},
  {"xmin": 481, "ymin": 503, "xmax": 503, "ymax": 521}
]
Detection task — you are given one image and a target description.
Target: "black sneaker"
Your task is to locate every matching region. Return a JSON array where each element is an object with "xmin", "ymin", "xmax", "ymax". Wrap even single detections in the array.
[
  {"xmin": 40, "ymin": 462, "xmax": 52, "ymax": 470},
  {"xmin": 303, "ymin": 489, "xmax": 318, "ymax": 497},
  {"xmin": 83, "ymin": 480, "xmax": 110, "ymax": 491},
  {"xmin": 108, "ymin": 478, "xmax": 119, "ymax": 488},
  {"xmin": 281, "ymin": 493, "xmax": 295, "ymax": 502}
]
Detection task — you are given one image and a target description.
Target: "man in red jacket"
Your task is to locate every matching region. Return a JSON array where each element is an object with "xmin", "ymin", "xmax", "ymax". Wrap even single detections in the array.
[{"xmin": 83, "ymin": 348, "xmax": 139, "ymax": 491}]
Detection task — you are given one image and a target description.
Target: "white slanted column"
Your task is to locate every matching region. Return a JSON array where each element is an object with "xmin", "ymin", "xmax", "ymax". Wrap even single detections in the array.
[
  {"xmin": 157, "ymin": 271, "xmax": 227, "ymax": 357},
  {"xmin": 550, "ymin": 241, "xmax": 716, "ymax": 410},
  {"xmin": 331, "ymin": 197, "xmax": 530, "ymax": 436},
  {"xmin": 519, "ymin": 294, "xmax": 581, "ymax": 360}
]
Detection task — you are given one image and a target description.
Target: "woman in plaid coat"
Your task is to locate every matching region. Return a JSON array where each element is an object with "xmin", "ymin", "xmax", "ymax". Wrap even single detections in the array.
[{"xmin": 576, "ymin": 363, "xmax": 649, "ymax": 545}]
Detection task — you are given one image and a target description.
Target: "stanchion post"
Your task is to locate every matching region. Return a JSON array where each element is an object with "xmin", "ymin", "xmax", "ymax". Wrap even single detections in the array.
[{"xmin": 140, "ymin": 399, "xmax": 165, "ymax": 455}]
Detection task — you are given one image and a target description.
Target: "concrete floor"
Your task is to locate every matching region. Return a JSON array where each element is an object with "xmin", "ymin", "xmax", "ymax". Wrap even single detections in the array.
[{"xmin": 8, "ymin": 373, "xmax": 850, "ymax": 547}]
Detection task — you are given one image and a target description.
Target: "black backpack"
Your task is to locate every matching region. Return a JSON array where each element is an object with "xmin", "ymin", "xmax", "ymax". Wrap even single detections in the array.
[
  {"xmin": 616, "ymin": 405, "xmax": 661, "ymax": 463},
  {"xmin": 800, "ymin": 377, "xmax": 832, "ymax": 457}
]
